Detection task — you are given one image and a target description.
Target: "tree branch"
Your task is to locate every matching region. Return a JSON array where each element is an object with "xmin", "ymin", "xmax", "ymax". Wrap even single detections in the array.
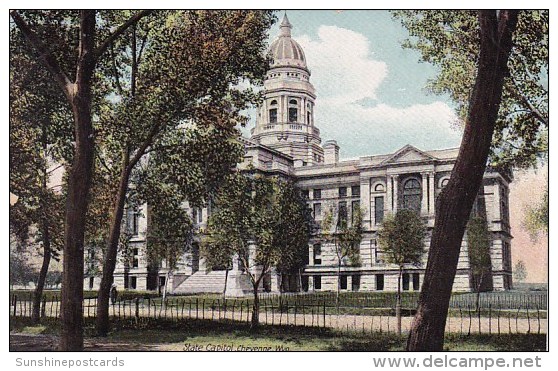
[
  {"xmin": 95, "ymin": 10, "xmax": 154, "ymax": 60},
  {"xmin": 509, "ymin": 75, "xmax": 549, "ymax": 126},
  {"xmin": 10, "ymin": 10, "xmax": 73, "ymax": 98}
]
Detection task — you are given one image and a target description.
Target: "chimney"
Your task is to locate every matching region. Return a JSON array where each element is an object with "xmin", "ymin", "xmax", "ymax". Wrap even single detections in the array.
[{"xmin": 323, "ymin": 140, "xmax": 339, "ymax": 164}]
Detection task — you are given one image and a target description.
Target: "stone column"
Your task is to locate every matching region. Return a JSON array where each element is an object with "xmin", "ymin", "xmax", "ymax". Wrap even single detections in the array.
[
  {"xmin": 360, "ymin": 178, "xmax": 371, "ymax": 229},
  {"xmin": 347, "ymin": 275, "xmax": 352, "ymax": 291},
  {"xmin": 434, "ymin": 173, "xmax": 436, "ymax": 215},
  {"xmin": 421, "ymin": 173, "xmax": 429, "ymax": 216},
  {"xmin": 308, "ymin": 244, "xmax": 314, "ymax": 266},
  {"xmin": 308, "ymin": 276, "xmax": 314, "ymax": 291},
  {"xmin": 393, "ymin": 175, "xmax": 399, "ymax": 213},
  {"xmin": 493, "ymin": 183, "xmax": 502, "ymax": 221},
  {"xmin": 386, "ymin": 175, "xmax": 393, "ymax": 214},
  {"xmin": 270, "ymin": 268, "xmax": 280, "ymax": 293}
]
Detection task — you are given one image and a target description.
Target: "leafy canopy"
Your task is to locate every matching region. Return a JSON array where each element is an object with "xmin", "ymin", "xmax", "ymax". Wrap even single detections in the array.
[
  {"xmin": 378, "ymin": 209, "xmax": 426, "ymax": 268},
  {"xmin": 393, "ymin": 10, "xmax": 548, "ymax": 169}
]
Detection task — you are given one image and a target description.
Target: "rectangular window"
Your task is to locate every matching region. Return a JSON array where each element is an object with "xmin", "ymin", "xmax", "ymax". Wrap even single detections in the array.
[
  {"xmin": 313, "ymin": 203, "xmax": 322, "ymax": 221},
  {"xmin": 352, "ymin": 274, "xmax": 361, "ymax": 291},
  {"xmin": 351, "ymin": 185, "xmax": 360, "ymax": 197},
  {"xmin": 269, "ymin": 108, "xmax": 277, "ymax": 123},
  {"xmin": 375, "ymin": 196, "xmax": 384, "ymax": 224},
  {"xmin": 339, "ymin": 186, "xmax": 347, "ymax": 197},
  {"xmin": 303, "ymin": 248, "xmax": 310, "ymax": 265},
  {"xmin": 313, "ymin": 189, "xmax": 321, "ymax": 199},
  {"xmin": 130, "ymin": 276, "xmax": 137, "ymax": 290},
  {"xmin": 340, "ymin": 275, "xmax": 348, "ymax": 290},
  {"xmin": 313, "ymin": 244, "xmax": 322, "ymax": 265},
  {"xmin": 403, "ymin": 273, "xmax": 410, "ymax": 291},
  {"xmin": 132, "ymin": 248, "xmax": 139, "ymax": 268},
  {"xmin": 301, "ymin": 276, "xmax": 309, "ymax": 292},
  {"xmin": 338, "ymin": 201, "xmax": 347, "ymax": 225},
  {"xmin": 352, "ymin": 200, "xmax": 360, "ymax": 223},
  {"xmin": 314, "ymin": 275, "xmax": 322, "ymax": 290},
  {"xmin": 289, "ymin": 107, "xmax": 298, "ymax": 122},
  {"xmin": 89, "ymin": 277, "xmax": 94, "ymax": 290},
  {"xmin": 413, "ymin": 273, "xmax": 420, "ymax": 291},
  {"xmin": 127, "ymin": 208, "xmax": 140, "ymax": 236},
  {"xmin": 376, "ymin": 274, "xmax": 384, "ymax": 291}
]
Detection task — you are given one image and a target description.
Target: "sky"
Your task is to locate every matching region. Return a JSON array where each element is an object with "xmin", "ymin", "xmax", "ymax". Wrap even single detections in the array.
[
  {"xmin": 241, "ymin": 10, "xmax": 463, "ymax": 158},
  {"xmin": 244, "ymin": 10, "xmax": 547, "ymax": 283}
]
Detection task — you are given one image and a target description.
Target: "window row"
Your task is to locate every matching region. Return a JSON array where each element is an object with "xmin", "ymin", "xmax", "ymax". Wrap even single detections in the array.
[
  {"xmin": 311, "ymin": 273, "xmax": 419, "ymax": 291},
  {"xmin": 304, "ymin": 186, "xmax": 361, "ymax": 200}
]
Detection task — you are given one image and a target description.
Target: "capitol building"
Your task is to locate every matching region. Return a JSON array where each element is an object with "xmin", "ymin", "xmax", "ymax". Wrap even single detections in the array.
[{"xmin": 89, "ymin": 15, "xmax": 513, "ymax": 295}]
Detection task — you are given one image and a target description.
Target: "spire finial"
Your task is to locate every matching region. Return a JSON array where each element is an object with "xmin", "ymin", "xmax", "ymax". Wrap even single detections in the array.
[{"xmin": 280, "ymin": 12, "xmax": 292, "ymax": 37}]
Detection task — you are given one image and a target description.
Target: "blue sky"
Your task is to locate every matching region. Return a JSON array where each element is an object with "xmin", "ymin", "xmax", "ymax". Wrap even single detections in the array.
[{"xmin": 242, "ymin": 10, "xmax": 464, "ymax": 158}]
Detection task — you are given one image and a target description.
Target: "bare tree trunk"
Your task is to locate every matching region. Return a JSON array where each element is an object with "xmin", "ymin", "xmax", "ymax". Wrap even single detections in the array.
[
  {"xmin": 406, "ymin": 10, "xmax": 518, "ymax": 351},
  {"xmin": 222, "ymin": 268, "xmax": 229, "ymax": 301},
  {"xmin": 59, "ymin": 12, "xmax": 97, "ymax": 351},
  {"xmin": 396, "ymin": 266, "xmax": 402, "ymax": 337},
  {"xmin": 251, "ymin": 283, "xmax": 260, "ymax": 330},
  {"xmin": 96, "ymin": 152, "xmax": 131, "ymax": 336},
  {"xmin": 32, "ymin": 226, "xmax": 51, "ymax": 323},
  {"xmin": 336, "ymin": 261, "xmax": 341, "ymax": 312},
  {"xmin": 33, "ymin": 129, "xmax": 52, "ymax": 324}
]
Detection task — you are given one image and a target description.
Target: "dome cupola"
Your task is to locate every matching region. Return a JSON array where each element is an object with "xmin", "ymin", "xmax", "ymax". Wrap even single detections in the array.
[{"xmin": 269, "ymin": 14, "xmax": 307, "ymax": 70}]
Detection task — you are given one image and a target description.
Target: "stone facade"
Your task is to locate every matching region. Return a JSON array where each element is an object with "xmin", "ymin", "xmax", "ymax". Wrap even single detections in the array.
[{"xmin": 86, "ymin": 15, "xmax": 513, "ymax": 294}]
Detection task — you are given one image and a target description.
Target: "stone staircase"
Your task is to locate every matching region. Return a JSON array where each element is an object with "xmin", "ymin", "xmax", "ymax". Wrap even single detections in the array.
[{"xmin": 172, "ymin": 270, "xmax": 252, "ymax": 295}]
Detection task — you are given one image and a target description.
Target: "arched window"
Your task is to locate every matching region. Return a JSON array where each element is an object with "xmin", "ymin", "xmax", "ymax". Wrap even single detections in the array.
[
  {"xmin": 288, "ymin": 99, "xmax": 298, "ymax": 122},
  {"xmin": 441, "ymin": 178, "xmax": 449, "ymax": 188},
  {"xmin": 270, "ymin": 99, "xmax": 278, "ymax": 106},
  {"xmin": 374, "ymin": 183, "xmax": 385, "ymax": 192},
  {"xmin": 269, "ymin": 108, "xmax": 277, "ymax": 123},
  {"xmin": 403, "ymin": 178, "xmax": 421, "ymax": 212}
]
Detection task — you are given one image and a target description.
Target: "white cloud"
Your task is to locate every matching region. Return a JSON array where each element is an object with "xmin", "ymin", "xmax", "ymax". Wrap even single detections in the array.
[
  {"xmin": 295, "ymin": 25, "xmax": 462, "ymax": 156},
  {"xmin": 298, "ymin": 26, "xmax": 387, "ymax": 104}
]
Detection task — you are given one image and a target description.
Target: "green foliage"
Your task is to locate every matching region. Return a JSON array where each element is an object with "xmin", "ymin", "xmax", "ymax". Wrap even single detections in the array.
[
  {"xmin": 9, "ymin": 250, "xmax": 37, "ymax": 287},
  {"xmin": 466, "ymin": 216, "xmax": 492, "ymax": 291},
  {"xmin": 203, "ymin": 173, "xmax": 311, "ymax": 284},
  {"xmin": 320, "ymin": 205, "xmax": 364, "ymax": 267},
  {"xmin": 146, "ymin": 200, "xmax": 193, "ymax": 271},
  {"xmin": 393, "ymin": 10, "xmax": 548, "ymax": 169},
  {"xmin": 513, "ymin": 260, "xmax": 527, "ymax": 284},
  {"xmin": 378, "ymin": 210, "xmax": 426, "ymax": 269},
  {"xmin": 522, "ymin": 186, "xmax": 548, "ymax": 242}
]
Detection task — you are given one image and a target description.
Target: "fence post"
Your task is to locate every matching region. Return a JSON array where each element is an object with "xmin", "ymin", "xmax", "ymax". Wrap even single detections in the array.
[
  {"xmin": 41, "ymin": 296, "xmax": 47, "ymax": 318},
  {"xmin": 537, "ymin": 304, "xmax": 541, "ymax": 334},
  {"xmin": 13, "ymin": 295, "xmax": 17, "ymax": 317},
  {"xmin": 322, "ymin": 301, "xmax": 326, "ymax": 329},
  {"xmin": 515, "ymin": 306, "xmax": 521, "ymax": 334},
  {"xmin": 526, "ymin": 307, "xmax": 530, "ymax": 334},
  {"xmin": 488, "ymin": 303, "xmax": 492, "ymax": 335},
  {"xmin": 196, "ymin": 298, "xmax": 199, "ymax": 320},
  {"xmin": 135, "ymin": 298, "xmax": 140, "ymax": 320}
]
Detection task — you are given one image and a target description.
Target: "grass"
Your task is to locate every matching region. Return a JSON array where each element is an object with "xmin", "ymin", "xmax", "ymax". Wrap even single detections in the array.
[{"xmin": 10, "ymin": 317, "xmax": 546, "ymax": 352}]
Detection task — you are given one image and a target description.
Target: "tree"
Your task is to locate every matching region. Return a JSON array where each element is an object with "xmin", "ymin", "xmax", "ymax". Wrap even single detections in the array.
[
  {"xmin": 11, "ymin": 10, "xmax": 153, "ymax": 350},
  {"xmin": 399, "ymin": 10, "xmax": 520, "ymax": 351},
  {"xmin": 467, "ymin": 216, "xmax": 493, "ymax": 311},
  {"xmin": 136, "ymin": 123, "xmax": 245, "ymax": 301},
  {"xmin": 202, "ymin": 173, "xmax": 310, "ymax": 329},
  {"xmin": 514, "ymin": 260, "xmax": 527, "ymax": 284},
  {"xmin": 394, "ymin": 10, "xmax": 548, "ymax": 170},
  {"xmin": 378, "ymin": 209, "xmax": 426, "ymax": 336},
  {"xmin": 92, "ymin": 10, "xmax": 275, "ymax": 337},
  {"xmin": 523, "ymin": 185, "xmax": 548, "ymax": 241},
  {"xmin": 10, "ymin": 30, "xmax": 67, "ymax": 323},
  {"xmin": 320, "ymin": 204, "xmax": 363, "ymax": 309}
]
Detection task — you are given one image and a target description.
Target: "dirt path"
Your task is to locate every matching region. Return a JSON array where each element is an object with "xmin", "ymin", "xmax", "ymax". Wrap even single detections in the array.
[{"xmin": 10, "ymin": 334, "xmax": 163, "ymax": 352}]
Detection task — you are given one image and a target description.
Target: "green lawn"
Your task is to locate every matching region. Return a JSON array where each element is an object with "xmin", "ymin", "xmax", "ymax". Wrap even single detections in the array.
[{"xmin": 10, "ymin": 317, "xmax": 546, "ymax": 352}]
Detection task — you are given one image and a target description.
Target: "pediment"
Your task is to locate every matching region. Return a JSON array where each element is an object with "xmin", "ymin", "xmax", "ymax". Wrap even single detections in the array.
[{"xmin": 381, "ymin": 145, "xmax": 435, "ymax": 165}]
